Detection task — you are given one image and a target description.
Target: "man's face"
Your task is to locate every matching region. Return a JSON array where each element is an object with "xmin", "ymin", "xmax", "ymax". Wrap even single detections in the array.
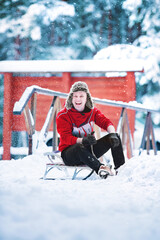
[{"xmin": 72, "ymin": 91, "xmax": 87, "ymax": 112}]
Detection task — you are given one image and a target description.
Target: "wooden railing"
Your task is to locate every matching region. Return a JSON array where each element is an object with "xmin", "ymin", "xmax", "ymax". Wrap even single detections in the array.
[{"xmin": 13, "ymin": 85, "xmax": 160, "ymax": 158}]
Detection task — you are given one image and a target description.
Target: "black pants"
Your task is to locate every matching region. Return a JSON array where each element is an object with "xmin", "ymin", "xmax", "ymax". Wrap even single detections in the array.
[{"xmin": 61, "ymin": 134, "xmax": 125, "ymax": 173}]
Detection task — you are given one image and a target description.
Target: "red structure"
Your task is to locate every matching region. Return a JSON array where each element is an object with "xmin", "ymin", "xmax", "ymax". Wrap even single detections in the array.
[{"xmin": 0, "ymin": 60, "xmax": 144, "ymax": 160}]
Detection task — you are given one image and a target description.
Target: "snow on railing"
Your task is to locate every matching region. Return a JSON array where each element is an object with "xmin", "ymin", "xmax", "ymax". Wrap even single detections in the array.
[
  {"xmin": 13, "ymin": 85, "xmax": 159, "ymax": 115},
  {"xmin": 13, "ymin": 85, "xmax": 67, "ymax": 115}
]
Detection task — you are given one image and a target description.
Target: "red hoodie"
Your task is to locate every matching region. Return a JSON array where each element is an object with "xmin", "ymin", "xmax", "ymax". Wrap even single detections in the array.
[{"xmin": 56, "ymin": 107, "xmax": 113, "ymax": 152}]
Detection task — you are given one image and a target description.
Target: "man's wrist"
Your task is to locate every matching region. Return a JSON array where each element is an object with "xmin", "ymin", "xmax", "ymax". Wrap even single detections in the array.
[{"xmin": 76, "ymin": 138, "xmax": 82, "ymax": 144}]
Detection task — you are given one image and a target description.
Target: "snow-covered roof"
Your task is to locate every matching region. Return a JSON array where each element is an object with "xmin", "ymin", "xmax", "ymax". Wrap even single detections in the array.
[{"xmin": 0, "ymin": 60, "xmax": 144, "ymax": 73}]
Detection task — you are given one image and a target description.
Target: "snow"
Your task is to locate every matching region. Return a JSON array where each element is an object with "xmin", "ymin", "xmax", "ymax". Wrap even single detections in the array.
[
  {"xmin": 0, "ymin": 152, "xmax": 160, "ymax": 240},
  {"xmin": 0, "ymin": 1, "xmax": 75, "ymax": 39},
  {"xmin": 123, "ymin": 0, "xmax": 142, "ymax": 13},
  {"xmin": 94, "ymin": 44, "xmax": 160, "ymax": 85},
  {"xmin": 0, "ymin": 59, "xmax": 144, "ymax": 73},
  {"xmin": 31, "ymin": 26, "xmax": 41, "ymax": 41}
]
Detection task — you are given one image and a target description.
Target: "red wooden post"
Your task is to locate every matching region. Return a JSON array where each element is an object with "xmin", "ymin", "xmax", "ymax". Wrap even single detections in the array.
[
  {"xmin": 62, "ymin": 72, "xmax": 71, "ymax": 92},
  {"xmin": 125, "ymin": 71, "xmax": 136, "ymax": 136},
  {"xmin": 125, "ymin": 72, "xmax": 136, "ymax": 102},
  {"xmin": 3, "ymin": 73, "xmax": 13, "ymax": 160}
]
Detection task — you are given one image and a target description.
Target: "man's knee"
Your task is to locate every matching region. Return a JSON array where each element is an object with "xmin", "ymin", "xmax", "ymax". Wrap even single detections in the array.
[{"xmin": 75, "ymin": 143, "xmax": 85, "ymax": 153}]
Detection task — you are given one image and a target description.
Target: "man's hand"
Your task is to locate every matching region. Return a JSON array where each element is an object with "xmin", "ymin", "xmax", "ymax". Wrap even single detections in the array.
[
  {"xmin": 108, "ymin": 133, "xmax": 120, "ymax": 148},
  {"xmin": 82, "ymin": 132, "xmax": 97, "ymax": 147}
]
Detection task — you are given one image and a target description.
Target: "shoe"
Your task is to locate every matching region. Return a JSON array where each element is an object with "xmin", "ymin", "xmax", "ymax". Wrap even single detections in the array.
[{"xmin": 98, "ymin": 165, "xmax": 114, "ymax": 179}]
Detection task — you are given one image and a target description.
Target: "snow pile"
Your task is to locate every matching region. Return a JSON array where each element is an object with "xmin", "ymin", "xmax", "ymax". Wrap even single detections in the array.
[
  {"xmin": 94, "ymin": 44, "xmax": 159, "ymax": 85},
  {"xmin": 0, "ymin": 153, "xmax": 160, "ymax": 240}
]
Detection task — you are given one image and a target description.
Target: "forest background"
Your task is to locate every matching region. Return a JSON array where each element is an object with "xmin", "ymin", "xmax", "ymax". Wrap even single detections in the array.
[{"xmin": 0, "ymin": 0, "xmax": 160, "ymax": 147}]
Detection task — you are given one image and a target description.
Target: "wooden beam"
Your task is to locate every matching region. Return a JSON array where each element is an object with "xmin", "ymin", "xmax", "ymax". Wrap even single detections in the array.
[
  {"xmin": 139, "ymin": 112, "xmax": 157, "ymax": 155},
  {"xmin": 3, "ymin": 73, "xmax": 13, "ymax": 160},
  {"xmin": 62, "ymin": 72, "xmax": 71, "ymax": 93},
  {"xmin": 30, "ymin": 93, "xmax": 37, "ymax": 132},
  {"xmin": 23, "ymin": 105, "xmax": 35, "ymax": 154},
  {"xmin": 117, "ymin": 108, "xmax": 133, "ymax": 158}
]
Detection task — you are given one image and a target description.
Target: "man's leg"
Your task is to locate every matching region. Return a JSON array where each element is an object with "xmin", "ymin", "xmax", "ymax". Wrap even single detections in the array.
[
  {"xmin": 61, "ymin": 143, "xmax": 102, "ymax": 173},
  {"xmin": 111, "ymin": 135, "xmax": 125, "ymax": 169},
  {"xmin": 92, "ymin": 134, "xmax": 125, "ymax": 169}
]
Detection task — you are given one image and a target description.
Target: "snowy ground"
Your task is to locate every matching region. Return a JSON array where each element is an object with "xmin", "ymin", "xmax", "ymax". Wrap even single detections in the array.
[{"xmin": 0, "ymin": 152, "xmax": 160, "ymax": 240}]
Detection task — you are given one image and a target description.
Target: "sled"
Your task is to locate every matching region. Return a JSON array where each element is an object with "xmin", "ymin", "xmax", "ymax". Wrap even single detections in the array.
[{"xmin": 43, "ymin": 151, "xmax": 94, "ymax": 180}]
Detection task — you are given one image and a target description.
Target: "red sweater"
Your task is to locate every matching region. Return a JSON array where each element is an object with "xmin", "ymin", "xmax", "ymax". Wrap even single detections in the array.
[{"xmin": 56, "ymin": 107, "xmax": 113, "ymax": 152}]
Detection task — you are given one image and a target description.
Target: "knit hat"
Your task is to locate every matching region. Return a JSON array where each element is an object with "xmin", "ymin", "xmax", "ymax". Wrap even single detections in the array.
[{"xmin": 65, "ymin": 81, "xmax": 94, "ymax": 110}]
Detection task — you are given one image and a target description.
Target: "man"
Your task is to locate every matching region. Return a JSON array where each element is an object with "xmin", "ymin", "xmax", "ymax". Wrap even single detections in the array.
[{"xmin": 56, "ymin": 81, "xmax": 125, "ymax": 179}]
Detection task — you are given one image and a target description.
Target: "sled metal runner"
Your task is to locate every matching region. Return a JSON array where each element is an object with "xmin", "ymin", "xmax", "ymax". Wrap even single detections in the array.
[{"xmin": 43, "ymin": 151, "xmax": 94, "ymax": 180}]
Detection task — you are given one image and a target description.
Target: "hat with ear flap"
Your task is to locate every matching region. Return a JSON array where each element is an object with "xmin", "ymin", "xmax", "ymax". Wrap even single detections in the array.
[{"xmin": 65, "ymin": 81, "xmax": 94, "ymax": 110}]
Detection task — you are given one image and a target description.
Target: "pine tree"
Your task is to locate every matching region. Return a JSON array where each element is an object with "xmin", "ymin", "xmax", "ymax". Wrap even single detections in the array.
[{"xmin": 0, "ymin": 0, "xmax": 141, "ymax": 60}]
